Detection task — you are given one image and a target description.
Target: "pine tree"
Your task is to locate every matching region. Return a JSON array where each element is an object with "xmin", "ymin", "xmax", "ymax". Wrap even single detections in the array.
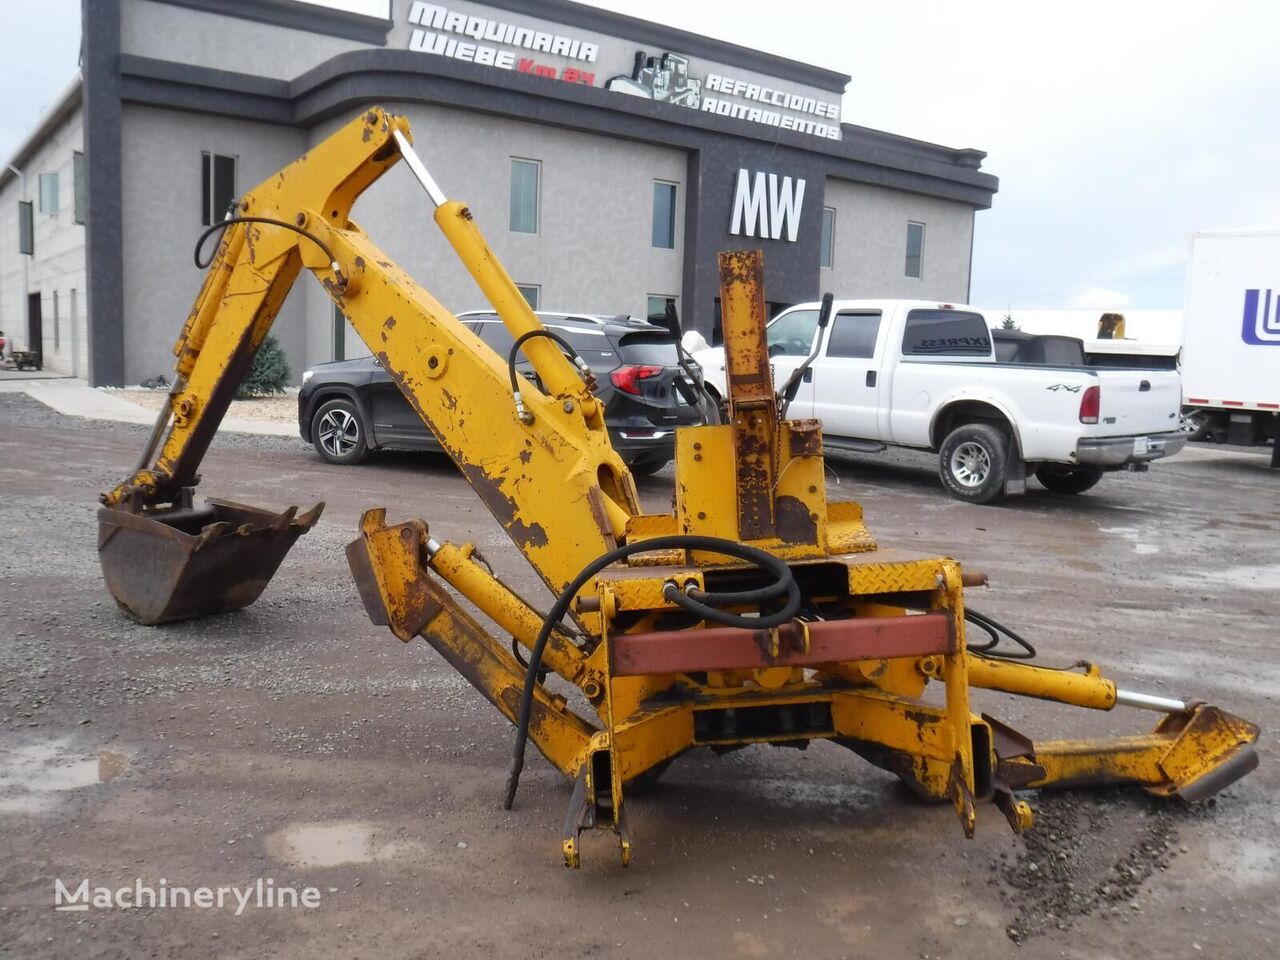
[{"xmin": 237, "ymin": 334, "xmax": 291, "ymax": 398}]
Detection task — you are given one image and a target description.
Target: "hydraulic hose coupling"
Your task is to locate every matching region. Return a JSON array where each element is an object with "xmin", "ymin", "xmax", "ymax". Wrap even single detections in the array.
[
  {"xmin": 513, "ymin": 390, "xmax": 533, "ymax": 424},
  {"xmin": 570, "ymin": 355, "xmax": 597, "ymax": 390}
]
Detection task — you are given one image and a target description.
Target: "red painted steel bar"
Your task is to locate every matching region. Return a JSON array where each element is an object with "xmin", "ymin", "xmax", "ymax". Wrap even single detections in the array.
[{"xmin": 610, "ymin": 612, "xmax": 954, "ymax": 676}]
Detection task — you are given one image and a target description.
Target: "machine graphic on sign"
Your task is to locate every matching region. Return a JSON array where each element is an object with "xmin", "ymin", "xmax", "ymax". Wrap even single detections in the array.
[{"xmin": 606, "ymin": 51, "xmax": 702, "ymax": 107}]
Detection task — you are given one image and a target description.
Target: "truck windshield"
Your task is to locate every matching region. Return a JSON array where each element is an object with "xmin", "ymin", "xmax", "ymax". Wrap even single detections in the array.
[
  {"xmin": 902, "ymin": 310, "xmax": 992, "ymax": 357},
  {"xmin": 766, "ymin": 309, "xmax": 820, "ymax": 356}
]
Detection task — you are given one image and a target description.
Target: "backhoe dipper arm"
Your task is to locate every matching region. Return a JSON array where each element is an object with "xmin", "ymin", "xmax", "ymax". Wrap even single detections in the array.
[{"xmin": 101, "ymin": 107, "xmax": 639, "ymax": 600}]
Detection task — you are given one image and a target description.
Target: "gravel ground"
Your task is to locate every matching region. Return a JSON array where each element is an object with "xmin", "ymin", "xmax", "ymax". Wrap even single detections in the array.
[
  {"xmin": 115, "ymin": 389, "xmax": 297, "ymax": 423},
  {"xmin": 0, "ymin": 391, "xmax": 1276, "ymax": 959}
]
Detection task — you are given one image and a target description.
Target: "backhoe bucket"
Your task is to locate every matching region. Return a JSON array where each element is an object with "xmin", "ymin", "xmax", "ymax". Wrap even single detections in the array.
[{"xmin": 97, "ymin": 498, "xmax": 324, "ymax": 625}]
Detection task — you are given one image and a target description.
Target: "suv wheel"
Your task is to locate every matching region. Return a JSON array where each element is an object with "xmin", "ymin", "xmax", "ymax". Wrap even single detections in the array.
[
  {"xmin": 626, "ymin": 456, "xmax": 669, "ymax": 478},
  {"xmin": 1035, "ymin": 464, "xmax": 1103, "ymax": 495},
  {"xmin": 938, "ymin": 423, "xmax": 1009, "ymax": 504},
  {"xmin": 312, "ymin": 398, "xmax": 368, "ymax": 465}
]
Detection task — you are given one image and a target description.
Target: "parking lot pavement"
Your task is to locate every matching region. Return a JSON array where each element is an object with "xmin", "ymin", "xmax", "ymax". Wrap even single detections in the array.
[{"xmin": 1, "ymin": 390, "xmax": 1277, "ymax": 959}]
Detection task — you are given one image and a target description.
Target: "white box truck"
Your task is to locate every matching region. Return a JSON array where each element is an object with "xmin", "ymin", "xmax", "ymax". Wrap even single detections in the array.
[{"xmin": 1181, "ymin": 229, "xmax": 1280, "ymax": 467}]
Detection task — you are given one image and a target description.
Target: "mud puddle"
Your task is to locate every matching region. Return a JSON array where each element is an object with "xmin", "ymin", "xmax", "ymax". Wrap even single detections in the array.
[
  {"xmin": 0, "ymin": 737, "xmax": 128, "ymax": 813},
  {"xmin": 264, "ymin": 821, "xmax": 426, "ymax": 869}
]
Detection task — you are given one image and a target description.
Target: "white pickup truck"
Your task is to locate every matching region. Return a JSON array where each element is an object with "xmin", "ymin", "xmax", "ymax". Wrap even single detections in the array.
[{"xmin": 693, "ymin": 299, "xmax": 1185, "ymax": 503}]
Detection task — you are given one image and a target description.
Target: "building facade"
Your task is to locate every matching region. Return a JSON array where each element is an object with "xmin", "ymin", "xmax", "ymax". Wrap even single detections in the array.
[{"xmin": 1, "ymin": 0, "xmax": 998, "ymax": 385}]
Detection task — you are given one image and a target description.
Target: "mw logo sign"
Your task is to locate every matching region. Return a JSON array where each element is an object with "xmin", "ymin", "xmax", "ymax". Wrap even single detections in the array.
[
  {"xmin": 729, "ymin": 169, "xmax": 806, "ymax": 242},
  {"xmin": 1242, "ymin": 288, "xmax": 1280, "ymax": 345}
]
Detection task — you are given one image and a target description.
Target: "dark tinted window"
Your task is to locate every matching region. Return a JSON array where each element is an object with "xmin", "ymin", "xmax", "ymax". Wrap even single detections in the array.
[
  {"xmin": 617, "ymin": 333, "xmax": 677, "ymax": 365},
  {"xmin": 18, "ymin": 201, "xmax": 33, "ymax": 254},
  {"xmin": 474, "ymin": 319, "xmax": 516, "ymax": 355},
  {"xmin": 994, "ymin": 339, "xmax": 1021, "ymax": 362},
  {"xmin": 905, "ymin": 222, "xmax": 924, "ymax": 278},
  {"xmin": 201, "ymin": 152, "xmax": 236, "ymax": 226},
  {"xmin": 1040, "ymin": 337, "xmax": 1085, "ymax": 365},
  {"xmin": 652, "ymin": 182, "xmax": 676, "ymax": 249},
  {"xmin": 902, "ymin": 310, "xmax": 991, "ymax": 357},
  {"xmin": 826, "ymin": 311, "xmax": 881, "ymax": 359}
]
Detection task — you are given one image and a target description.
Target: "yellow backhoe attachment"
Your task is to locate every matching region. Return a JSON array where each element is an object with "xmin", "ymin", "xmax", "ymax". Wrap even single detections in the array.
[{"xmin": 99, "ymin": 107, "xmax": 1258, "ymax": 866}]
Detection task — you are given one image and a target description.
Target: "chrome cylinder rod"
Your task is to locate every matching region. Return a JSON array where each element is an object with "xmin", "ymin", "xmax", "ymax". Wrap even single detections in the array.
[
  {"xmin": 1115, "ymin": 689, "xmax": 1188, "ymax": 713},
  {"xmin": 392, "ymin": 130, "xmax": 447, "ymax": 208}
]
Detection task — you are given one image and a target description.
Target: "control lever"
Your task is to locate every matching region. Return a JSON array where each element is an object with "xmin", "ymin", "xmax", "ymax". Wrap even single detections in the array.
[{"xmin": 778, "ymin": 292, "xmax": 833, "ymax": 419}]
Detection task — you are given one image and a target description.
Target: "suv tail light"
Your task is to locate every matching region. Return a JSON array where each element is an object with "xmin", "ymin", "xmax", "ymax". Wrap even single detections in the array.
[
  {"xmin": 1079, "ymin": 384, "xmax": 1100, "ymax": 424},
  {"xmin": 610, "ymin": 364, "xmax": 663, "ymax": 395}
]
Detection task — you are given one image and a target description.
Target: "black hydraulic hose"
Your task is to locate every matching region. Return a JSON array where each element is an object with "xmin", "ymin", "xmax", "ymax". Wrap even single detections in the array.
[
  {"xmin": 965, "ymin": 607, "xmax": 1037, "ymax": 660},
  {"xmin": 193, "ymin": 216, "xmax": 342, "ymax": 272},
  {"xmin": 506, "ymin": 328, "xmax": 591, "ymax": 398},
  {"xmin": 503, "ymin": 535, "xmax": 801, "ymax": 809},
  {"xmin": 662, "ymin": 578, "xmax": 801, "ymax": 631}
]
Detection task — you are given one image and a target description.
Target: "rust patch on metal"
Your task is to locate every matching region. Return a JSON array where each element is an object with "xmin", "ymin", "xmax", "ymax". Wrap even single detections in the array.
[
  {"xmin": 518, "ymin": 448, "xmax": 532, "ymax": 464},
  {"xmin": 441, "ymin": 388, "xmax": 458, "ymax": 410},
  {"xmin": 732, "ymin": 420, "xmax": 775, "ymax": 539},
  {"xmin": 345, "ymin": 517, "xmax": 442, "ymax": 642},
  {"xmin": 787, "ymin": 419, "xmax": 823, "ymax": 458},
  {"xmin": 584, "ymin": 486, "xmax": 619, "ymax": 549},
  {"xmin": 903, "ymin": 708, "xmax": 943, "ymax": 728},
  {"xmin": 774, "ymin": 494, "xmax": 817, "ymax": 545},
  {"xmin": 718, "ymin": 249, "xmax": 764, "ymax": 289},
  {"xmin": 459, "ymin": 464, "xmax": 549, "ymax": 550}
]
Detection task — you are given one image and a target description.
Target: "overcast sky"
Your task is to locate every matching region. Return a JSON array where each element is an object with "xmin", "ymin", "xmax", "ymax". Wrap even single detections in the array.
[{"xmin": 3, "ymin": 0, "xmax": 1276, "ymax": 311}]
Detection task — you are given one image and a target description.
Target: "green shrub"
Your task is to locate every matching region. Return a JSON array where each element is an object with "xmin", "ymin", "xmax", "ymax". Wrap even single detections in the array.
[{"xmin": 237, "ymin": 334, "xmax": 291, "ymax": 398}]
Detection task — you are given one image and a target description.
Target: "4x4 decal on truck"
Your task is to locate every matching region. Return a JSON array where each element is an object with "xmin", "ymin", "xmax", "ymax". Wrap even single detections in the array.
[
  {"xmin": 1241, "ymin": 288, "xmax": 1280, "ymax": 345},
  {"xmin": 1046, "ymin": 383, "xmax": 1083, "ymax": 392}
]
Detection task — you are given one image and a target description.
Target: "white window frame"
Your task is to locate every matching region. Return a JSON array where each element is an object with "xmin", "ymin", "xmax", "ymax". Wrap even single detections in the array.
[{"xmin": 516, "ymin": 283, "xmax": 541, "ymax": 310}]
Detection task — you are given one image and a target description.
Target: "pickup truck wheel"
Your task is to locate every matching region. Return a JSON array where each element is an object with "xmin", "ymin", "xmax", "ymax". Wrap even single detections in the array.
[
  {"xmin": 939, "ymin": 423, "xmax": 1008, "ymax": 504},
  {"xmin": 1178, "ymin": 410, "xmax": 1212, "ymax": 442},
  {"xmin": 312, "ymin": 398, "xmax": 368, "ymax": 465},
  {"xmin": 1035, "ymin": 464, "xmax": 1104, "ymax": 495}
]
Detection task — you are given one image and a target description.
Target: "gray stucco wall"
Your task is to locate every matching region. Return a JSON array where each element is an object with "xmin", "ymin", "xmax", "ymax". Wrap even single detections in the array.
[
  {"xmin": 0, "ymin": 102, "xmax": 88, "ymax": 376},
  {"xmin": 121, "ymin": 0, "xmax": 375, "ymax": 79},
  {"xmin": 119, "ymin": 104, "xmax": 308, "ymax": 384},
  {"xmin": 820, "ymin": 178, "xmax": 975, "ymax": 303},
  {"xmin": 305, "ymin": 101, "xmax": 686, "ymax": 365}
]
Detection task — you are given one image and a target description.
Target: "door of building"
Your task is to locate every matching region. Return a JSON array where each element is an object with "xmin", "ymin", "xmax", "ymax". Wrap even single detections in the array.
[{"xmin": 27, "ymin": 293, "xmax": 43, "ymax": 370}]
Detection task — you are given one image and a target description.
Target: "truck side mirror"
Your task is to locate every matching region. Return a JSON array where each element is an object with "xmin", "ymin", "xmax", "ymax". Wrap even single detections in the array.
[{"xmin": 816, "ymin": 292, "xmax": 834, "ymax": 330}]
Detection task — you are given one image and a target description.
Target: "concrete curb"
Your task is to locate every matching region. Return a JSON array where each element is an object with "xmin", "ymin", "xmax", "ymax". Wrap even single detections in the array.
[{"xmin": 0, "ymin": 378, "xmax": 298, "ymax": 437}]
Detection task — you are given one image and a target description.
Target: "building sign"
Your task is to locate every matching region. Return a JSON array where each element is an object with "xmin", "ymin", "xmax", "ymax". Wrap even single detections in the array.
[
  {"xmin": 407, "ymin": 2, "xmax": 599, "ymax": 85},
  {"xmin": 402, "ymin": 3, "xmax": 843, "ymax": 139},
  {"xmin": 702, "ymin": 73, "xmax": 841, "ymax": 140},
  {"xmin": 729, "ymin": 169, "xmax": 806, "ymax": 242},
  {"xmin": 606, "ymin": 52, "xmax": 840, "ymax": 140}
]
